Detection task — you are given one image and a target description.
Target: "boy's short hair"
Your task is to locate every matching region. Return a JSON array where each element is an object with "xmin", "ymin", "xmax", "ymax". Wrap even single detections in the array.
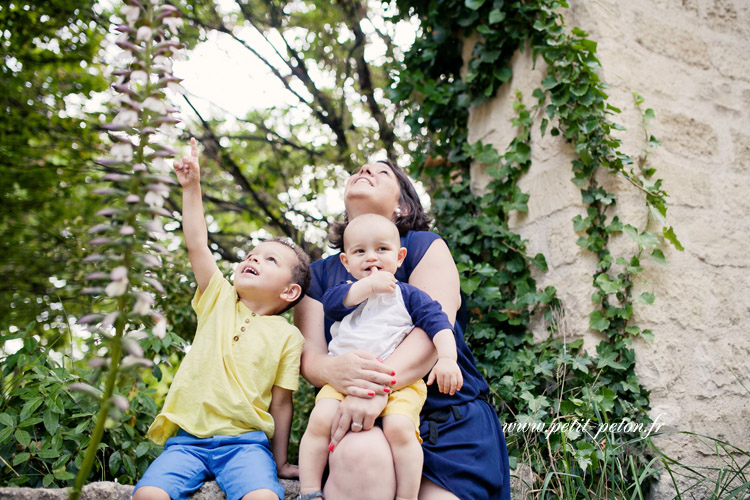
[{"xmin": 268, "ymin": 237, "xmax": 311, "ymax": 312}]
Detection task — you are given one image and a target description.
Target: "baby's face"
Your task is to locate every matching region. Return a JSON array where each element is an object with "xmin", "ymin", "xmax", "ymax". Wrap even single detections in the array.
[{"xmin": 342, "ymin": 220, "xmax": 402, "ymax": 280}]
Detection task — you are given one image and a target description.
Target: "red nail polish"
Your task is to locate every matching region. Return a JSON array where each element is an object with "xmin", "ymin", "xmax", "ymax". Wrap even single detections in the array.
[
  {"xmin": 329, "ymin": 443, "xmax": 335, "ymax": 452},
  {"xmin": 391, "ymin": 371, "xmax": 396, "ymax": 376},
  {"xmin": 368, "ymin": 391, "xmax": 375, "ymax": 396},
  {"xmin": 384, "ymin": 387, "xmax": 391, "ymax": 393}
]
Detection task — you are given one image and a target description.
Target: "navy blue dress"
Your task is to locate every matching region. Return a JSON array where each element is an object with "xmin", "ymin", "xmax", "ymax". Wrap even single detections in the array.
[{"xmin": 307, "ymin": 231, "xmax": 511, "ymax": 500}]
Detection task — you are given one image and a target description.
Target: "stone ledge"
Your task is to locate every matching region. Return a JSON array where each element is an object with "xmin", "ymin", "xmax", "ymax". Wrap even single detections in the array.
[{"xmin": 0, "ymin": 479, "xmax": 300, "ymax": 500}]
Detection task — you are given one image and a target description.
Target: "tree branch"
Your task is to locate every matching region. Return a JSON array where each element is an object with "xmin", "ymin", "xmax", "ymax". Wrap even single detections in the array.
[
  {"xmin": 339, "ymin": 0, "xmax": 396, "ymax": 157},
  {"xmin": 181, "ymin": 94, "xmax": 297, "ymax": 239}
]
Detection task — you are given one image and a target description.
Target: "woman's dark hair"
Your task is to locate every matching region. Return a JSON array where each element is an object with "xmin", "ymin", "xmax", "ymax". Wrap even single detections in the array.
[{"xmin": 328, "ymin": 159, "xmax": 432, "ymax": 250}]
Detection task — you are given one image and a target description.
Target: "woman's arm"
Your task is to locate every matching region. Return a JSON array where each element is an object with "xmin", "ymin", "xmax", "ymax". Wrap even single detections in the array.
[
  {"xmin": 408, "ymin": 238, "xmax": 461, "ymax": 323},
  {"xmin": 294, "ymin": 296, "xmax": 393, "ymax": 397}
]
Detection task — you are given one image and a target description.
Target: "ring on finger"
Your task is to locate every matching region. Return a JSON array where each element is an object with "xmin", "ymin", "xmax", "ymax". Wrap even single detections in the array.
[{"xmin": 351, "ymin": 422, "xmax": 363, "ymax": 429}]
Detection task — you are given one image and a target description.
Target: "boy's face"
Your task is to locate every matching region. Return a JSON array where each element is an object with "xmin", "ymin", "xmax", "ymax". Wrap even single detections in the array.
[
  {"xmin": 233, "ymin": 241, "xmax": 300, "ymax": 310},
  {"xmin": 340, "ymin": 217, "xmax": 406, "ymax": 280}
]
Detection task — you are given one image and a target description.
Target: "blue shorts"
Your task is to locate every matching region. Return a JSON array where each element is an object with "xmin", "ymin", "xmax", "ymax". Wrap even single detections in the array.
[{"xmin": 133, "ymin": 430, "xmax": 284, "ymax": 500}]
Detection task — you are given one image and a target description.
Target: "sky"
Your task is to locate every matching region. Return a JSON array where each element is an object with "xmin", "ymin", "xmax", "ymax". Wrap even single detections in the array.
[{"xmin": 173, "ymin": 0, "xmax": 418, "ymax": 119}]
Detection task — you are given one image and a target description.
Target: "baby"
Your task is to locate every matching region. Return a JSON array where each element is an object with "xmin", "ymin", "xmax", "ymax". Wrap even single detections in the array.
[{"xmin": 297, "ymin": 213, "xmax": 463, "ymax": 500}]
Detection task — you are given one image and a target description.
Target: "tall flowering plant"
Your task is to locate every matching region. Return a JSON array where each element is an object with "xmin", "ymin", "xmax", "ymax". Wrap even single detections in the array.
[{"xmin": 69, "ymin": 1, "xmax": 183, "ymax": 498}]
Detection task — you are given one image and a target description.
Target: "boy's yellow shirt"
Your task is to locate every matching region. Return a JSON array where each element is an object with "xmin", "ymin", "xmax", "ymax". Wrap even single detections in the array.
[{"xmin": 148, "ymin": 270, "xmax": 304, "ymax": 446}]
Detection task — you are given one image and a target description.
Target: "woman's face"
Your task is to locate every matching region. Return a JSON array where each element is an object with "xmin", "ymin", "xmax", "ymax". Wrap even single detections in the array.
[{"xmin": 344, "ymin": 162, "xmax": 402, "ymax": 219}]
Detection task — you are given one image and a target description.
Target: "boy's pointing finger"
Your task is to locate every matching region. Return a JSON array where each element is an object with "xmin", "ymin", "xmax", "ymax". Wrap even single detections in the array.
[{"xmin": 190, "ymin": 137, "xmax": 198, "ymax": 158}]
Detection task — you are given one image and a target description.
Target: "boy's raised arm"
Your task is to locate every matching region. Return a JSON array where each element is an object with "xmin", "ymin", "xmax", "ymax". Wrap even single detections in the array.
[{"xmin": 174, "ymin": 138, "xmax": 218, "ymax": 292}]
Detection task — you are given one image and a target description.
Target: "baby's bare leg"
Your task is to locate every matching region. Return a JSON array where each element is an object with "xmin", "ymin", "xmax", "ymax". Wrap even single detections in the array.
[
  {"xmin": 382, "ymin": 414, "xmax": 423, "ymax": 500},
  {"xmin": 298, "ymin": 398, "xmax": 340, "ymax": 495}
]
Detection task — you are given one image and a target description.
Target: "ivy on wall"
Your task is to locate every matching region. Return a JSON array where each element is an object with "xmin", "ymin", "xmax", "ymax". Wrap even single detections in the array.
[{"xmin": 393, "ymin": 0, "xmax": 681, "ymax": 493}]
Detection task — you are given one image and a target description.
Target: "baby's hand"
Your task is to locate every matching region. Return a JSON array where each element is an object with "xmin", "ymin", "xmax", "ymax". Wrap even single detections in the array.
[
  {"xmin": 427, "ymin": 359, "xmax": 463, "ymax": 395},
  {"xmin": 173, "ymin": 137, "xmax": 200, "ymax": 187},
  {"xmin": 366, "ymin": 269, "xmax": 397, "ymax": 294}
]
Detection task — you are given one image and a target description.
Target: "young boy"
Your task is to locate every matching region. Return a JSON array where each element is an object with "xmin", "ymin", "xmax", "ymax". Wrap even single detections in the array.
[
  {"xmin": 297, "ymin": 213, "xmax": 463, "ymax": 500},
  {"xmin": 133, "ymin": 138, "xmax": 310, "ymax": 500}
]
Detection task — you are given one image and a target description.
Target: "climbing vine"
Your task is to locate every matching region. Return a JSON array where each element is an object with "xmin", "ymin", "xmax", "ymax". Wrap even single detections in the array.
[{"xmin": 394, "ymin": 0, "xmax": 681, "ymax": 495}]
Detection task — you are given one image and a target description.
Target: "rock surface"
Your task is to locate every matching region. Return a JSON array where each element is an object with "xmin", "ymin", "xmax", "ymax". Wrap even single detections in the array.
[{"xmin": 0, "ymin": 480, "xmax": 300, "ymax": 500}]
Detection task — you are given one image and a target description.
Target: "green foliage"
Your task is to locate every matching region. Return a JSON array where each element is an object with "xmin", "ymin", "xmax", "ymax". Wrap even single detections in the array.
[
  {"xmin": 0, "ymin": 0, "xmax": 110, "ymax": 333},
  {"xmin": 0, "ymin": 323, "xmax": 164, "ymax": 487},
  {"xmin": 394, "ymin": 0, "xmax": 682, "ymax": 494}
]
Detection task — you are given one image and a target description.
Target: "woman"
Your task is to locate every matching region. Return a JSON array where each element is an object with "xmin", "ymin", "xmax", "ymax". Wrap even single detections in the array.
[{"xmin": 294, "ymin": 160, "xmax": 510, "ymax": 500}]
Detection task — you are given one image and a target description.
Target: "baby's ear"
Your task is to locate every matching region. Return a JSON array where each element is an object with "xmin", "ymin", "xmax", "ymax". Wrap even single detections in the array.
[
  {"xmin": 396, "ymin": 247, "xmax": 407, "ymax": 268},
  {"xmin": 280, "ymin": 283, "xmax": 302, "ymax": 304},
  {"xmin": 339, "ymin": 253, "xmax": 350, "ymax": 272}
]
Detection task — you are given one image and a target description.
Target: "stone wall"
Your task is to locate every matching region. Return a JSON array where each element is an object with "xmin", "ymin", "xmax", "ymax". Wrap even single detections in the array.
[{"xmin": 466, "ymin": 0, "xmax": 750, "ymax": 497}]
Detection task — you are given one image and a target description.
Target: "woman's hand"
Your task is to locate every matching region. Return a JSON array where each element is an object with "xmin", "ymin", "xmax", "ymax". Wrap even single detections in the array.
[
  {"xmin": 325, "ymin": 350, "xmax": 396, "ymax": 398},
  {"xmin": 297, "ymin": 297, "xmax": 394, "ymax": 396},
  {"xmin": 329, "ymin": 394, "xmax": 389, "ymax": 449}
]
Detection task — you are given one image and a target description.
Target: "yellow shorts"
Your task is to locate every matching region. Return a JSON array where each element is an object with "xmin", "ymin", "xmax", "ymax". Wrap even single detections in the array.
[{"xmin": 316, "ymin": 380, "xmax": 428, "ymax": 442}]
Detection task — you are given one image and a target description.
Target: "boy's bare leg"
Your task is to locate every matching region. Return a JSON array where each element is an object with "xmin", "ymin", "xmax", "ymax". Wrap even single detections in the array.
[
  {"xmin": 133, "ymin": 486, "xmax": 171, "ymax": 500},
  {"xmin": 298, "ymin": 398, "xmax": 340, "ymax": 495},
  {"xmin": 382, "ymin": 414, "xmax": 423, "ymax": 500}
]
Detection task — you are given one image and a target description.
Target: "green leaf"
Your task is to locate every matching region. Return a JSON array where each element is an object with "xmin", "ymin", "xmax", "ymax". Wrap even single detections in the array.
[
  {"xmin": 0, "ymin": 412, "xmax": 16, "ymax": 428},
  {"xmin": 625, "ymin": 326, "xmax": 641, "ymax": 335},
  {"xmin": 465, "ymin": 0, "xmax": 486, "ymax": 10},
  {"xmin": 135, "ymin": 441, "xmax": 151, "ymax": 458},
  {"xmin": 644, "ymin": 108, "xmax": 655, "ymax": 120},
  {"xmin": 542, "ymin": 75, "xmax": 558, "ymax": 90},
  {"xmin": 571, "ymin": 356, "xmax": 589, "ymax": 374},
  {"xmin": 576, "ymin": 441, "xmax": 594, "ymax": 472},
  {"xmin": 37, "ymin": 448, "xmax": 61, "ymax": 459},
  {"xmin": 13, "ymin": 452, "xmax": 31, "ymax": 466},
  {"xmin": 595, "ymin": 273, "xmax": 621, "ymax": 294},
  {"xmin": 663, "ymin": 226, "xmax": 684, "ymax": 251},
  {"xmin": 43, "ymin": 409, "xmax": 59, "ymax": 435},
  {"xmin": 589, "ymin": 310, "xmax": 610, "ymax": 332},
  {"xmin": 572, "ymin": 214, "xmax": 588, "ymax": 232},
  {"xmin": 43, "ymin": 474, "xmax": 55, "ymax": 487},
  {"xmin": 53, "ymin": 470, "xmax": 75, "ymax": 481},
  {"xmin": 18, "ymin": 417, "xmax": 43, "ymax": 428},
  {"xmin": 489, "ymin": 8, "xmax": 506, "ymax": 24},
  {"xmin": 599, "ymin": 386, "xmax": 616, "ymax": 412},
  {"xmin": 460, "ymin": 275, "xmax": 481, "ymax": 295},
  {"xmin": 520, "ymin": 391, "xmax": 550, "ymax": 411},
  {"xmin": 572, "ymin": 27, "xmax": 589, "ymax": 37},
  {"xmin": 0, "ymin": 426, "xmax": 13, "ymax": 442},
  {"xmin": 638, "ymin": 292, "xmax": 655, "ymax": 305},
  {"xmin": 123, "ymin": 454, "xmax": 137, "ymax": 478},
  {"xmin": 531, "ymin": 253, "xmax": 548, "ymax": 271},
  {"xmin": 109, "ymin": 450, "xmax": 122, "ymax": 476},
  {"xmin": 493, "ymin": 66, "xmax": 512, "ymax": 83},
  {"xmin": 20, "ymin": 396, "xmax": 43, "ymax": 421},
  {"xmin": 596, "ymin": 350, "xmax": 625, "ymax": 370},
  {"xmin": 15, "ymin": 429, "xmax": 31, "ymax": 447}
]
